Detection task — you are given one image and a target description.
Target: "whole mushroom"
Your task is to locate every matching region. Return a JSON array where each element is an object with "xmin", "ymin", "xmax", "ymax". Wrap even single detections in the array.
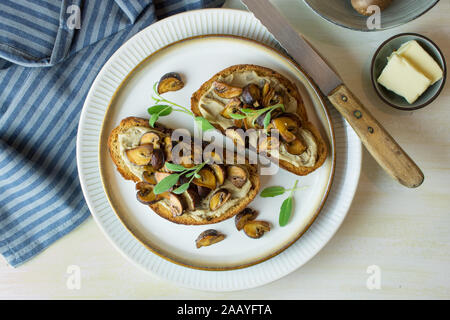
[{"xmin": 351, "ymin": 0, "xmax": 393, "ymax": 16}]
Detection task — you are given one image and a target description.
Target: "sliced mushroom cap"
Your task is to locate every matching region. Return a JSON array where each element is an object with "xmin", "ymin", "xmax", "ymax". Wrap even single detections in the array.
[
  {"xmin": 173, "ymin": 143, "xmax": 195, "ymax": 168},
  {"xmin": 286, "ymin": 137, "xmax": 307, "ymax": 155},
  {"xmin": 142, "ymin": 164, "xmax": 156, "ymax": 172},
  {"xmin": 227, "ymin": 165, "xmax": 248, "ymax": 188},
  {"xmin": 258, "ymin": 135, "xmax": 280, "ymax": 154},
  {"xmin": 157, "ymin": 72, "xmax": 184, "ymax": 94},
  {"xmin": 262, "ymin": 86, "xmax": 275, "ymax": 107},
  {"xmin": 241, "ymin": 84, "xmax": 261, "ymax": 106},
  {"xmin": 195, "ymin": 229, "xmax": 226, "ymax": 248},
  {"xmin": 140, "ymin": 132, "xmax": 160, "ymax": 148},
  {"xmin": 197, "ymin": 185, "xmax": 212, "ymax": 199},
  {"xmin": 162, "ymin": 136, "xmax": 173, "ymax": 162},
  {"xmin": 225, "ymin": 127, "xmax": 246, "ymax": 146},
  {"xmin": 262, "ymin": 81, "xmax": 270, "ymax": 97},
  {"xmin": 184, "ymin": 187, "xmax": 201, "ymax": 209},
  {"xmin": 178, "ymin": 155, "xmax": 195, "ymax": 168},
  {"xmin": 203, "ymin": 150, "xmax": 223, "ymax": 164},
  {"xmin": 210, "ymin": 164, "xmax": 226, "ymax": 187},
  {"xmin": 270, "ymin": 107, "xmax": 285, "ymax": 120},
  {"xmin": 243, "ymin": 112, "xmax": 263, "ymax": 130},
  {"xmin": 126, "ymin": 145, "xmax": 154, "ymax": 166},
  {"xmin": 193, "ymin": 168, "xmax": 217, "ymax": 190},
  {"xmin": 212, "ymin": 81, "xmax": 243, "ymax": 99},
  {"xmin": 254, "ymin": 111, "xmax": 269, "ymax": 129},
  {"xmin": 167, "ymin": 193, "xmax": 185, "ymax": 217},
  {"xmin": 233, "ymin": 119, "xmax": 244, "ymax": 128},
  {"xmin": 271, "ymin": 116, "xmax": 299, "ymax": 143},
  {"xmin": 150, "ymin": 148, "xmax": 165, "ymax": 170},
  {"xmin": 143, "ymin": 171, "xmax": 157, "ymax": 185},
  {"xmin": 220, "ymin": 98, "xmax": 242, "ymax": 119},
  {"xmin": 235, "ymin": 208, "xmax": 258, "ymax": 231},
  {"xmin": 209, "ymin": 189, "xmax": 231, "ymax": 211},
  {"xmin": 183, "ymin": 187, "xmax": 201, "ymax": 211},
  {"xmin": 261, "ymin": 85, "xmax": 284, "ymax": 107},
  {"xmin": 135, "ymin": 182, "xmax": 157, "ymax": 205},
  {"xmin": 155, "ymin": 171, "xmax": 172, "ymax": 184},
  {"xmin": 243, "ymin": 220, "xmax": 271, "ymax": 239},
  {"xmin": 273, "ymin": 112, "xmax": 303, "ymax": 125}
]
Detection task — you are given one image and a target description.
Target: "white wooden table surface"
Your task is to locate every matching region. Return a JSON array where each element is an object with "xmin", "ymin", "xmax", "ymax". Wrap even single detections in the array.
[{"xmin": 1, "ymin": 0, "xmax": 449, "ymax": 300}]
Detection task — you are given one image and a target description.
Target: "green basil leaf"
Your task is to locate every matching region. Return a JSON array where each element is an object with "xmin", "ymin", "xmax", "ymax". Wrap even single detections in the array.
[
  {"xmin": 195, "ymin": 117, "xmax": 215, "ymax": 132},
  {"xmin": 154, "ymin": 173, "xmax": 180, "ymax": 195},
  {"xmin": 263, "ymin": 111, "xmax": 272, "ymax": 129},
  {"xmin": 260, "ymin": 186, "xmax": 286, "ymax": 198},
  {"xmin": 279, "ymin": 197, "xmax": 293, "ymax": 227},
  {"xmin": 229, "ymin": 113, "xmax": 247, "ymax": 120},
  {"xmin": 241, "ymin": 108, "xmax": 256, "ymax": 114},
  {"xmin": 194, "ymin": 173, "xmax": 201, "ymax": 179},
  {"xmin": 148, "ymin": 105, "xmax": 172, "ymax": 116},
  {"xmin": 165, "ymin": 162, "xmax": 187, "ymax": 172},
  {"xmin": 172, "ymin": 183, "xmax": 190, "ymax": 195},
  {"xmin": 159, "ymin": 107, "xmax": 172, "ymax": 117},
  {"xmin": 149, "ymin": 113, "xmax": 159, "ymax": 127}
]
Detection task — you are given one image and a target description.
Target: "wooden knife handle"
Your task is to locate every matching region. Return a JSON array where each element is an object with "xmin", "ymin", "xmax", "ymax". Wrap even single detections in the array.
[{"xmin": 328, "ymin": 85, "xmax": 424, "ymax": 188}]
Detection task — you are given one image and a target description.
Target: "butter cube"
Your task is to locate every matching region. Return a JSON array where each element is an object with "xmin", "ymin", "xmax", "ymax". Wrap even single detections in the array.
[
  {"xmin": 396, "ymin": 40, "xmax": 443, "ymax": 84},
  {"xmin": 377, "ymin": 53, "xmax": 431, "ymax": 104}
]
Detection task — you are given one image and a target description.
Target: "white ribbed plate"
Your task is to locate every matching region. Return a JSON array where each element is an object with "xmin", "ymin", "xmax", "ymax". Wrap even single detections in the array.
[{"xmin": 77, "ymin": 9, "xmax": 362, "ymax": 291}]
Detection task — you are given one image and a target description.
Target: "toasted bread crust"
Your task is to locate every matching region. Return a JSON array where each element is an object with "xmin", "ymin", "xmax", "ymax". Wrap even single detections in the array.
[
  {"xmin": 190, "ymin": 64, "xmax": 328, "ymax": 176},
  {"xmin": 108, "ymin": 117, "xmax": 260, "ymax": 225}
]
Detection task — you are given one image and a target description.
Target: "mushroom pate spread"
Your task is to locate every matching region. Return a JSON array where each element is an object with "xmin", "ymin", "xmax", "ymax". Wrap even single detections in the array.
[{"xmin": 198, "ymin": 71, "xmax": 318, "ymax": 167}]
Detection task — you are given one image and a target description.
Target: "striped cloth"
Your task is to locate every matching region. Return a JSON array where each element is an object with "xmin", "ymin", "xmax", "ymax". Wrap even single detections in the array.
[{"xmin": 0, "ymin": 0, "xmax": 224, "ymax": 267}]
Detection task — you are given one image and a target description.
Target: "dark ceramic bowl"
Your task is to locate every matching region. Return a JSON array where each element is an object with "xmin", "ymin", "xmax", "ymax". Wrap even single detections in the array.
[{"xmin": 371, "ymin": 33, "xmax": 446, "ymax": 110}]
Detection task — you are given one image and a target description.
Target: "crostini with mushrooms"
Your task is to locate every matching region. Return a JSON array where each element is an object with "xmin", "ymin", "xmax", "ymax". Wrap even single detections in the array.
[
  {"xmin": 191, "ymin": 64, "xmax": 328, "ymax": 176},
  {"xmin": 108, "ymin": 117, "xmax": 260, "ymax": 225}
]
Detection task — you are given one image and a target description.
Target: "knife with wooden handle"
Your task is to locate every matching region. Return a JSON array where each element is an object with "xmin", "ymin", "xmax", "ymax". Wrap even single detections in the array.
[{"xmin": 242, "ymin": 0, "xmax": 424, "ymax": 188}]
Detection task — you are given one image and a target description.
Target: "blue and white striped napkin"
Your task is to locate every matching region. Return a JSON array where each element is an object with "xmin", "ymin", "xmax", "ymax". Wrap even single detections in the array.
[{"xmin": 0, "ymin": 0, "xmax": 224, "ymax": 267}]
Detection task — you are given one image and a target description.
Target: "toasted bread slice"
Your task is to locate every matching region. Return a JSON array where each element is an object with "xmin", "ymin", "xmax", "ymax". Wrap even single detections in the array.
[
  {"xmin": 108, "ymin": 117, "xmax": 260, "ymax": 225},
  {"xmin": 191, "ymin": 64, "xmax": 328, "ymax": 176}
]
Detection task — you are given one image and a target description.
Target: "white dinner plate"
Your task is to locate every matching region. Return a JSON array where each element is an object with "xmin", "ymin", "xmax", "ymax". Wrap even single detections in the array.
[
  {"xmin": 77, "ymin": 9, "xmax": 362, "ymax": 291},
  {"xmin": 98, "ymin": 34, "xmax": 335, "ymax": 270}
]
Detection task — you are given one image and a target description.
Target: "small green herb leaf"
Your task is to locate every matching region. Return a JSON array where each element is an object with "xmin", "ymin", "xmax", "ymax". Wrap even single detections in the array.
[
  {"xmin": 229, "ymin": 113, "xmax": 247, "ymax": 120},
  {"xmin": 279, "ymin": 197, "xmax": 293, "ymax": 227},
  {"xmin": 195, "ymin": 116, "xmax": 215, "ymax": 132},
  {"xmin": 154, "ymin": 173, "xmax": 180, "ymax": 195},
  {"xmin": 263, "ymin": 111, "xmax": 272, "ymax": 129},
  {"xmin": 148, "ymin": 105, "xmax": 172, "ymax": 116},
  {"xmin": 241, "ymin": 108, "xmax": 257, "ymax": 114},
  {"xmin": 165, "ymin": 163, "xmax": 187, "ymax": 172},
  {"xmin": 260, "ymin": 186, "xmax": 286, "ymax": 198},
  {"xmin": 148, "ymin": 105, "xmax": 173, "ymax": 127},
  {"xmin": 185, "ymin": 171, "xmax": 196, "ymax": 178},
  {"xmin": 172, "ymin": 183, "xmax": 190, "ymax": 195},
  {"xmin": 149, "ymin": 113, "xmax": 159, "ymax": 127}
]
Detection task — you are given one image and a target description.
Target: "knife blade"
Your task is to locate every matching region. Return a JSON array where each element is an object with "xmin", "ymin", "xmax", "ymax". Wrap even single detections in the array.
[{"xmin": 242, "ymin": 0, "xmax": 424, "ymax": 188}]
